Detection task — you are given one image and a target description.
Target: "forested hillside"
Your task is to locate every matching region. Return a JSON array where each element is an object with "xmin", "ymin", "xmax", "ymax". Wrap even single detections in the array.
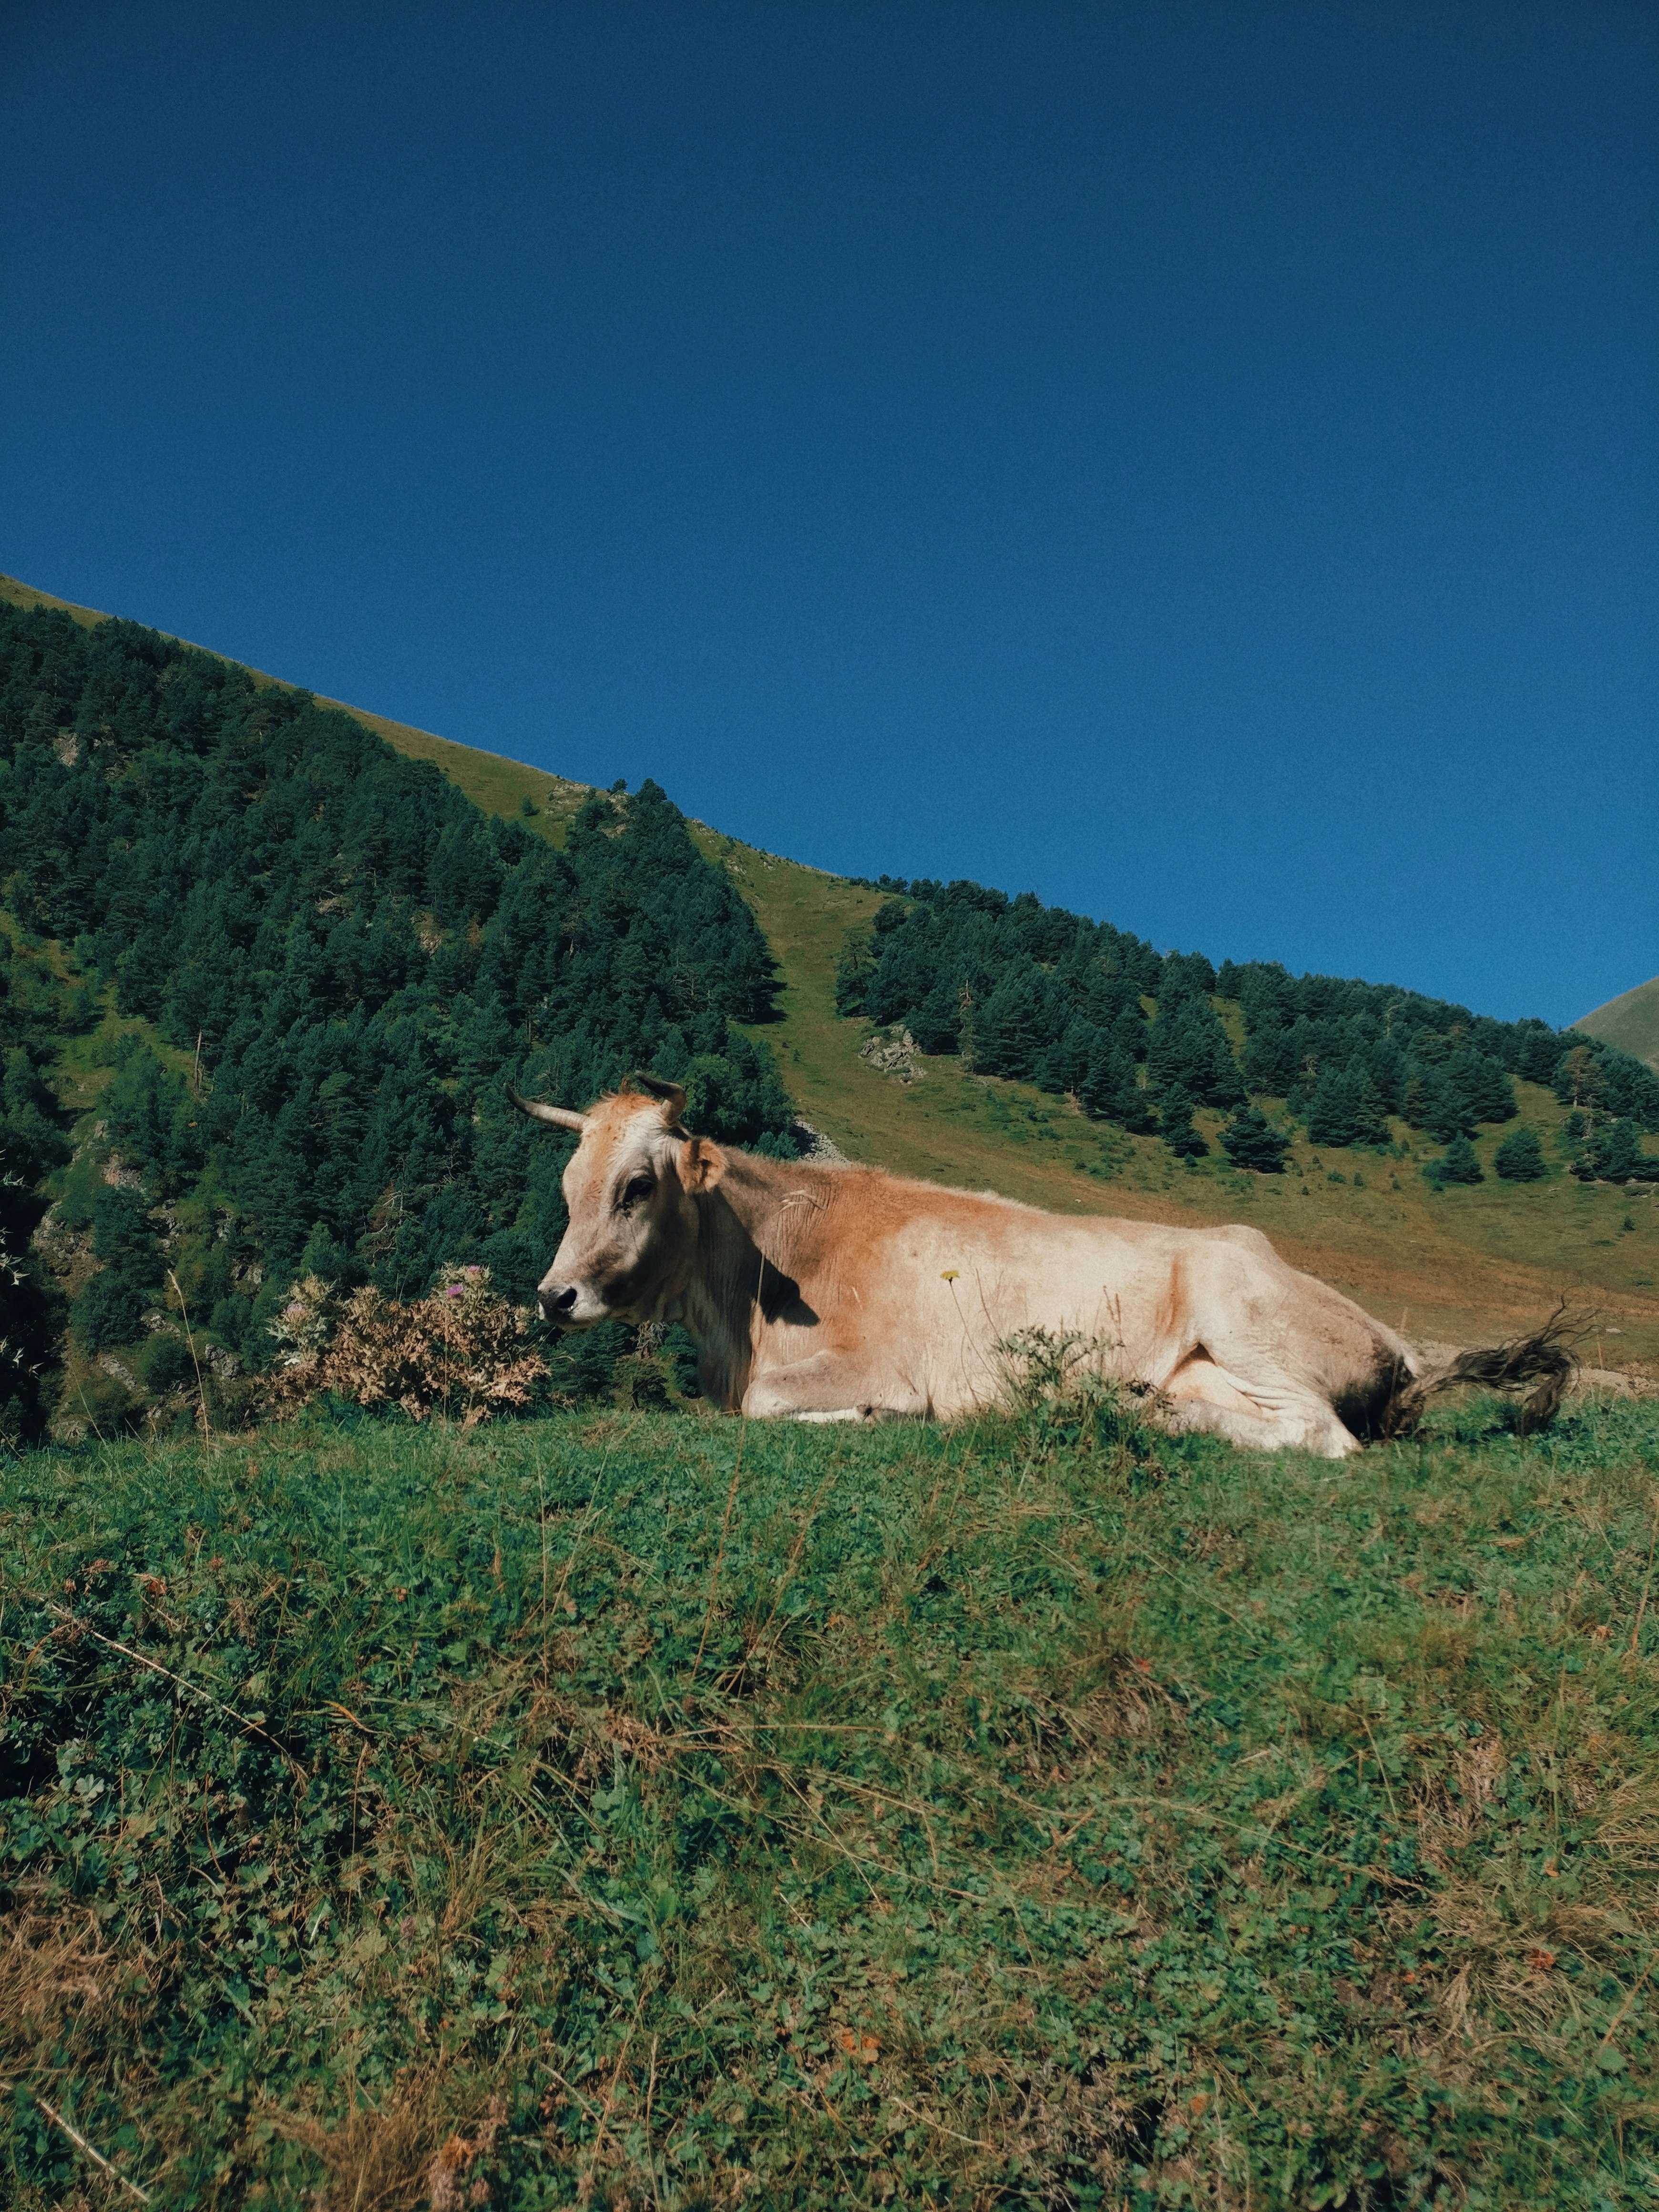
[
  {"xmin": 837, "ymin": 877, "xmax": 1659, "ymax": 1168},
  {"xmin": 2, "ymin": 583, "xmax": 1657, "ymax": 1445},
  {"xmin": 0, "ymin": 601, "xmax": 795, "ymax": 1439}
]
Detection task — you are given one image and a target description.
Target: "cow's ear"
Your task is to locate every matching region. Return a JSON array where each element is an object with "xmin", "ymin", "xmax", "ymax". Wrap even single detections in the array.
[{"xmin": 677, "ymin": 1136, "xmax": 727, "ymax": 1193}]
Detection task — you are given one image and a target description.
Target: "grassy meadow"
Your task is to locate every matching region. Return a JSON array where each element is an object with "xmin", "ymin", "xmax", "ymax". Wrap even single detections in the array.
[
  {"xmin": 692, "ymin": 827, "xmax": 1659, "ymax": 1369},
  {"xmin": 1577, "ymin": 982, "xmax": 1659, "ymax": 1084},
  {"xmin": 5, "ymin": 1389, "xmax": 1659, "ymax": 2207}
]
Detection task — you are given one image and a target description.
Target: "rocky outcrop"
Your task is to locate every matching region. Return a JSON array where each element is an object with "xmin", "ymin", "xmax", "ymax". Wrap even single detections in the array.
[
  {"xmin": 793, "ymin": 1121, "xmax": 849, "ymax": 1163},
  {"xmin": 859, "ymin": 1027, "xmax": 923, "ymax": 1085}
]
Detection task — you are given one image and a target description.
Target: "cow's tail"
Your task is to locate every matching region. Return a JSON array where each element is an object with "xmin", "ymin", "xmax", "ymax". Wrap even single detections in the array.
[{"xmin": 1379, "ymin": 1303, "xmax": 1583, "ymax": 1440}]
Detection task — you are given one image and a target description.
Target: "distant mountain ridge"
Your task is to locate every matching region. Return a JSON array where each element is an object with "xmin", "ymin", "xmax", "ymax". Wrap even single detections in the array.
[{"xmin": 1577, "ymin": 977, "xmax": 1659, "ymax": 1076}]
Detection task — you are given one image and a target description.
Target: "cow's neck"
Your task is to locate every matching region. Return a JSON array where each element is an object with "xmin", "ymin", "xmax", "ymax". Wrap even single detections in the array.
[{"xmin": 669, "ymin": 1151, "xmax": 822, "ymax": 1410}]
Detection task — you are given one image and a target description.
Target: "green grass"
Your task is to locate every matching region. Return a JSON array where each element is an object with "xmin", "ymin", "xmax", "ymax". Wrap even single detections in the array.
[
  {"xmin": 1577, "ymin": 979, "xmax": 1659, "ymax": 1080},
  {"xmin": 5, "ymin": 1394, "xmax": 1659, "ymax": 2206}
]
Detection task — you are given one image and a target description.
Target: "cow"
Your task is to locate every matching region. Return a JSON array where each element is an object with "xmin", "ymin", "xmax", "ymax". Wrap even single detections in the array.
[{"xmin": 512, "ymin": 1077, "xmax": 1573, "ymax": 1456}]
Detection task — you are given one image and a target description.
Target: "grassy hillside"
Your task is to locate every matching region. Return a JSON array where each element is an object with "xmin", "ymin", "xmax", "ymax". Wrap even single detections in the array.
[
  {"xmin": 1578, "ymin": 976, "xmax": 1659, "ymax": 1076},
  {"xmin": 5, "ymin": 1393, "xmax": 1659, "ymax": 2207},
  {"xmin": 5, "ymin": 569, "xmax": 1656, "ymax": 1371},
  {"xmin": 688, "ymin": 835, "xmax": 1659, "ymax": 1363},
  {"xmin": 5, "ymin": 574, "xmax": 1659, "ymax": 2212}
]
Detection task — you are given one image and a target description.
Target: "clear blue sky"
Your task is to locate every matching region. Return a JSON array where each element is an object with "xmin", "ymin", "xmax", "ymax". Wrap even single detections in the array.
[{"xmin": 3, "ymin": 2, "xmax": 1653, "ymax": 1025}]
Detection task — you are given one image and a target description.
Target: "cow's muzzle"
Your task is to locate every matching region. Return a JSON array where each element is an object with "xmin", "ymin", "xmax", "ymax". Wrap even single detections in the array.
[{"xmin": 538, "ymin": 1284, "xmax": 582, "ymax": 1325}]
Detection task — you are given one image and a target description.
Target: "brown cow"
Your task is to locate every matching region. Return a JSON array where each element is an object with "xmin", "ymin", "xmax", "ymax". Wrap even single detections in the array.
[{"xmin": 512, "ymin": 1079, "xmax": 1572, "ymax": 1455}]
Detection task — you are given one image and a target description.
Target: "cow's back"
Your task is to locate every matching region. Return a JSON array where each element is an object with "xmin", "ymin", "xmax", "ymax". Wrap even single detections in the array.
[{"xmin": 751, "ymin": 1163, "xmax": 1402, "ymax": 1419}]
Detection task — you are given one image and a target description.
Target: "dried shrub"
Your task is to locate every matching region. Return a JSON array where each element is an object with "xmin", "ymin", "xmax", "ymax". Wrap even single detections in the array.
[
  {"xmin": 263, "ymin": 2077, "xmax": 503, "ymax": 2212},
  {"xmin": 0, "ymin": 1900, "xmax": 139, "ymax": 2069},
  {"xmin": 267, "ymin": 1266, "xmax": 546, "ymax": 1426}
]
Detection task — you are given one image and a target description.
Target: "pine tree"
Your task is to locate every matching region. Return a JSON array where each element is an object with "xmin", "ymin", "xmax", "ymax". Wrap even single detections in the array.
[
  {"xmin": 1307, "ymin": 1066, "xmax": 1359, "ymax": 1148},
  {"xmin": 1408, "ymin": 1069, "xmax": 1473, "ymax": 1143},
  {"xmin": 1352, "ymin": 1077, "xmax": 1393, "ymax": 1149},
  {"xmin": 71, "ymin": 1269, "xmax": 152, "ymax": 1353},
  {"xmin": 1147, "ymin": 993, "xmax": 1245, "ymax": 1108},
  {"xmin": 1080, "ymin": 1042, "xmax": 1156, "ymax": 1131},
  {"xmin": 1240, "ymin": 1018, "xmax": 1299, "ymax": 1096},
  {"xmin": 1033, "ymin": 1019, "xmax": 1098, "ymax": 1098},
  {"xmin": 1158, "ymin": 1083, "xmax": 1209, "ymax": 1158},
  {"xmin": 1448, "ymin": 1050, "xmax": 1516, "ymax": 1127},
  {"xmin": 1219, "ymin": 1106, "xmax": 1290, "ymax": 1173},
  {"xmin": 834, "ymin": 926, "xmax": 877, "ymax": 1014},
  {"xmin": 972, "ymin": 969, "xmax": 1054, "ymax": 1081},
  {"xmin": 1493, "ymin": 1126, "xmax": 1546, "ymax": 1182},
  {"xmin": 1574, "ymin": 1119, "xmax": 1659, "ymax": 1183},
  {"xmin": 1439, "ymin": 1135, "xmax": 1484, "ymax": 1184}
]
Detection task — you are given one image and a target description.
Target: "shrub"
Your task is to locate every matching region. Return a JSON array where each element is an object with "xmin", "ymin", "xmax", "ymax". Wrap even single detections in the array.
[
  {"xmin": 137, "ymin": 1331, "xmax": 200, "ymax": 1395},
  {"xmin": 268, "ymin": 1265, "xmax": 547, "ymax": 1425},
  {"xmin": 1440, "ymin": 1135, "xmax": 1484, "ymax": 1185},
  {"xmin": 614, "ymin": 1353, "xmax": 671, "ymax": 1409},
  {"xmin": 996, "ymin": 1325, "xmax": 1165, "ymax": 1461},
  {"xmin": 71, "ymin": 1269, "xmax": 151, "ymax": 1353},
  {"xmin": 63, "ymin": 1363, "xmax": 142, "ymax": 1436}
]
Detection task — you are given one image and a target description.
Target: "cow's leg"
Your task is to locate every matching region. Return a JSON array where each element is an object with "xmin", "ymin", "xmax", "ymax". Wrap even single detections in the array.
[
  {"xmin": 1161, "ymin": 1347, "xmax": 1359, "ymax": 1459},
  {"xmin": 742, "ymin": 1351, "xmax": 928, "ymax": 1422}
]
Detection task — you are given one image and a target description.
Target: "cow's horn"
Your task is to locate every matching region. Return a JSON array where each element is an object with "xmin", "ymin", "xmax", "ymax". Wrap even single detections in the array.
[
  {"xmin": 625, "ymin": 1072, "xmax": 688, "ymax": 1121},
  {"xmin": 509, "ymin": 1089, "xmax": 588, "ymax": 1133}
]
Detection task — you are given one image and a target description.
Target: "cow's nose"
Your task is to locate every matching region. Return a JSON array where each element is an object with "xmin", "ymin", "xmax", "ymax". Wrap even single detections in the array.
[{"xmin": 541, "ymin": 1285, "xmax": 579, "ymax": 1320}]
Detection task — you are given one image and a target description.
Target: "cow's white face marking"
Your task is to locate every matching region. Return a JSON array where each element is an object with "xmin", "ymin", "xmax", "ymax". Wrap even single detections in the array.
[{"xmin": 536, "ymin": 1097, "xmax": 723, "ymax": 1329}]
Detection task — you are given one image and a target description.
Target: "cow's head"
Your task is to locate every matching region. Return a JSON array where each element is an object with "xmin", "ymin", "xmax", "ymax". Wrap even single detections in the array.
[{"xmin": 512, "ymin": 1076, "xmax": 725, "ymax": 1328}]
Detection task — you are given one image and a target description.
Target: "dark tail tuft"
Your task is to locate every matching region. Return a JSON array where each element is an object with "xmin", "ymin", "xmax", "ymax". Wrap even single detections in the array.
[{"xmin": 1380, "ymin": 1303, "xmax": 1582, "ymax": 1439}]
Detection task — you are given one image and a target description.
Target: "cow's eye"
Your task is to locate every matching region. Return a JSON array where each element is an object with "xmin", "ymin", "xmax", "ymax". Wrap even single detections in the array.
[{"xmin": 621, "ymin": 1175, "xmax": 654, "ymax": 1209}]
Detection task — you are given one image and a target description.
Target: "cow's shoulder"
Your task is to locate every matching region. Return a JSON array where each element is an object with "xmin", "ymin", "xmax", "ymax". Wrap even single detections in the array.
[
  {"xmin": 826, "ymin": 1167, "xmax": 1050, "ymax": 1222},
  {"xmin": 1199, "ymin": 1222, "xmax": 1281, "ymax": 1262}
]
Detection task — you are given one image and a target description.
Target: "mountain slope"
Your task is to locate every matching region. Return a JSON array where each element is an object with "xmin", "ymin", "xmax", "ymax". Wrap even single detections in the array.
[
  {"xmin": 0, "ymin": 572, "xmax": 596, "ymax": 841},
  {"xmin": 0, "ymin": 590, "xmax": 811, "ymax": 1437},
  {"xmin": 1578, "ymin": 976, "xmax": 1659, "ymax": 1075},
  {"xmin": 705, "ymin": 846, "xmax": 1659, "ymax": 1362},
  {"xmin": 4, "ymin": 571, "xmax": 1657, "ymax": 1387}
]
